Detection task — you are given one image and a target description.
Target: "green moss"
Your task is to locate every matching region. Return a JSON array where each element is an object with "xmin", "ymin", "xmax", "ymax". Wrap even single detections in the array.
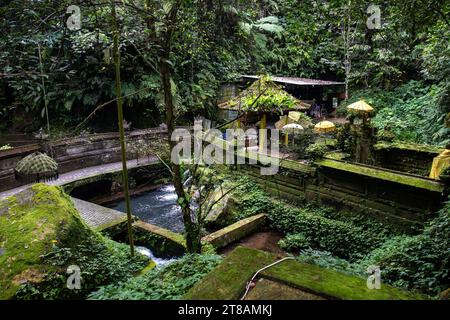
[
  {"xmin": 316, "ymin": 159, "xmax": 444, "ymax": 192},
  {"xmin": 374, "ymin": 141, "xmax": 444, "ymax": 155},
  {"xmin": 133, "ymin": 221, "xmax": 186, "ymax": 257},
  {"xmin": 98, "ymin": 218, "xmax": 131, "ymax": 237},
  {"xmin": 184, "ymin": 247, "xmax": 276, "ymax": 300},
  {"xmin": 262, "ymin": 259, "xmax": 425, "ymax": 300},
  {"xmin": 0, "ymin": 184, "xmax": 150, "ymax": 299},
  {"xmin": 325, "ymin": 151, "xmax": 350, "ymax": 161},
  {"xmin": 0, "ymin": 184, "xmax": 89, "ymax": 299},
  {"xmin": 185, "ymin": 247, "xmax": 426, "ymax": 300}
]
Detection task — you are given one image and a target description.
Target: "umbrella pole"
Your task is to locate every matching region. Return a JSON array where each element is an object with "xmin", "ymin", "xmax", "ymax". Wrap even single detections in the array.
[
  {"xmin": 259, "ymin": 113, "xmax": 267, "ymax": 152},
  {"xmin": 284, "ymin": 116, "xmax": 289, "ymax": 147},
  {"xmin": 111, "ymin": 0, "xmax": 135, "ymax": 256}
]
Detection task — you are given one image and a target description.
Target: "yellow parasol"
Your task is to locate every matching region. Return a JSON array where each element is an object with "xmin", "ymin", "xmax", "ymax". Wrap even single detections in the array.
[
  {"xmin": 314, "ymin": 121, "xmax": 336, "ymax": 133},
  {"xmin": 347, "ymin": 100, "xmax": 374, "ymax": 115}
]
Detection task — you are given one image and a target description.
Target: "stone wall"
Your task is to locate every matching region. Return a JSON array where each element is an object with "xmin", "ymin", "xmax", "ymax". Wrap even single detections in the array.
[
  {"xmin": 242, "ymin": 157, "xmax": 446, "ymax": 231},
  {"xmin": 203, "ymin": 133, "xmax": 447, "ymax": 230},
  {"xmin": 373, "ymin": 142, "xmax": 444, "ymax": 176}
]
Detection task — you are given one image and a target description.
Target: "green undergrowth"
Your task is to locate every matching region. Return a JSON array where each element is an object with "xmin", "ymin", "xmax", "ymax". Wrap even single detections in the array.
[
  {"xmin": 0, "ymin": 184, "xmax": 148, "ymax": 299},
  {"xmin": 341, "ymin": 81, "xmax": 450, "ymax": 146},
  {"xmin": 226, "ymin": 174, "xmax": 399, "ymax": 260},
  {"xmin": 89, "ymin": 254, "xmax": 222, "ymax": 300},
  {"xmin": 296, "ymin": 201, "xmax": 450, "ymax": 296}
]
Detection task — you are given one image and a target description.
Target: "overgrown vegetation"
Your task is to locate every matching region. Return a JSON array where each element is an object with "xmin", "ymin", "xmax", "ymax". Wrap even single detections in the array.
[
  {"xmin": 227, "ymin": 173, "xmax": 449, "ymax": 296},
  {"xmin": 296, "ymin": 202, "xmax": 450, "ymax": 296},
  {"xmin": 341, "ymin": 81, "xmax": 450, "ymax": 146},
  {"xmin": 16, "ymin": 236, "xmax": 149, "ymax": 300},
  {"xmin": 89, "ymin": 254, "xmax": 222, "ymax": 300}
]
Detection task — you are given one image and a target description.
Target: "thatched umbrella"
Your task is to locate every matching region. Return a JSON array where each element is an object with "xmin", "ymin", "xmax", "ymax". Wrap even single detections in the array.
[{"xmin": 14, "ymin": 152, "xmax": 59, "ymax": 183}]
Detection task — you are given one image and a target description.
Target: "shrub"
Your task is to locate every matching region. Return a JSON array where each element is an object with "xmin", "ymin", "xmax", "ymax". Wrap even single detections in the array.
[
  {"xmin": 296, "ymin": 249, "xmax": 365, "ymax": 277},
  {"xmin": 15, "ymin": 236, "xmax": 149, "ymax": 300},
  {"xmin": 89, "ymin": 254, "xmax": 222, "ymax": 300},
  {"xmin": 295, "ymin": 202, "xmax": 450, "ymax": 296},
  {"xmin": 358, "ymin": 207, "xmax": 450, "ymax": 295},
  {"xmin": 229, "ymin": 176, "xmax": 274, "ymax": 220},
  {"xmin": 278, "ymin": 233, "xmax": 311, "ymax": 251},
  {"xmin": 268, "ymin": 203, "xmax": 386, "ymax": 260},
  {"xmin": 305, "ymin": 142, "xmax": 328, "ymax": 160}
]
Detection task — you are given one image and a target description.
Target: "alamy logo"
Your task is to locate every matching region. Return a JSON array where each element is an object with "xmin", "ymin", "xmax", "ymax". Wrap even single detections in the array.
[
  {"xmin": 66, "ymin": 5, "xmax": 81, "ymax": 31},
  {"xmin": 367, "ymin": 265, "xmax": 381, "ymax": 290},
  {"xmin": 366, "ymin": 5, "xmax": 382, "ymax": 30},
  {"xmin": 67, "ymin": 265, "xmax": 81, "ymax": 290}
]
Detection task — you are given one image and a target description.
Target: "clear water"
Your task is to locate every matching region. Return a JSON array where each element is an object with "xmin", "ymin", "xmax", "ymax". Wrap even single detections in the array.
[{"xmin": 107, "ymin": 184, "xmax": 185, "ymax": 233}]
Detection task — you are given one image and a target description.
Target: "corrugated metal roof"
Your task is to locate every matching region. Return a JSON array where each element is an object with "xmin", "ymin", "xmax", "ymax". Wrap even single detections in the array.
[{"xmin": 241, "ymin": 75, "xmax": 344, "ymax": 86}]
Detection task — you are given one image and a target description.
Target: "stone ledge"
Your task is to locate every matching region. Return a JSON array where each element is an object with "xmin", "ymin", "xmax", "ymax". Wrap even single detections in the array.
[
  {"xmin": 316, "ymin": 159, "xmax": 445, "ymax": 193},
  {"xmin": 202, "ymin": 214, "xmax": 267, "ymax": 249}
]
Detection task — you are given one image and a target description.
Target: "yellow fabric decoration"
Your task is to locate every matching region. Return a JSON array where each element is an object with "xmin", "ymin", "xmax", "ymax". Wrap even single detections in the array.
[{"xmin": 429, "ymin": 149, "xmax": 450, "ymax": 180}]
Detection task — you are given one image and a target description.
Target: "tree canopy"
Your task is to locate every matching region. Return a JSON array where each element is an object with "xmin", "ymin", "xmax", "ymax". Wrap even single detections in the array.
[{"xmin": 0, "ymin": 0, "xmax": 449, "ymax": 144}]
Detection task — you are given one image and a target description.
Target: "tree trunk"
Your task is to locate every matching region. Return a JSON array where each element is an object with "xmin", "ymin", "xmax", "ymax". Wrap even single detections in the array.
[{"xmin": 160, "ymin": 56, "xmax": 201, "ymax": 254}]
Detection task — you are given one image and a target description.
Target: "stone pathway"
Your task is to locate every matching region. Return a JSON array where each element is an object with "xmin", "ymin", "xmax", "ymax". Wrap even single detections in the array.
[
  {"xmin": 71, "ymin": 197, "xmax": 128, "ymax": 230},
  {"xmin": 0, "ymin": 157, "xmax": 159, "ymax": 200}
]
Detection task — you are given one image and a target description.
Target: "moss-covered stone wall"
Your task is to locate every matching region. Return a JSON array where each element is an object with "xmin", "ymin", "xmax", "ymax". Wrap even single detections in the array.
[
  {"xmin": 373, "ymin": 142, "xmax": 444, "ymax": 176},
  {"xmin": 242, "ymin": 157, "xmax": 446, "ymax": 231}
]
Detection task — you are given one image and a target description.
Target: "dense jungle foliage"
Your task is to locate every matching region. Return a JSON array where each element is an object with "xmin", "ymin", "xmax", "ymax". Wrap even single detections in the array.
[{"xmin": 1, "ymin": 0, "xmax": 449, "ymax": 145}]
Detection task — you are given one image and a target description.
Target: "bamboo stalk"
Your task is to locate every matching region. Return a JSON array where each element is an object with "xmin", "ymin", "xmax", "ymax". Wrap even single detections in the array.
[
  {"xmin": 259, "ymin": 113, "xmax": 267, "ymax": 151},
  {"xmin": 111, "ymin": 0, "xmax": 135, "ymax": 256}
]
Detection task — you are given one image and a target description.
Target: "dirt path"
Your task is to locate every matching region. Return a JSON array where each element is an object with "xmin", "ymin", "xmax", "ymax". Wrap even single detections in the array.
[{"xmin": 219, "ymin": 230, "xmax": 286, "ymax": 257}]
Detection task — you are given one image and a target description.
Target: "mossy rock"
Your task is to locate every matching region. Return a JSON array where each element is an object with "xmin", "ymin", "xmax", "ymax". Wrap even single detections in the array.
[{"xmin": 0, "ymin": 184, "xmax": 149, "ymax": 299}]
